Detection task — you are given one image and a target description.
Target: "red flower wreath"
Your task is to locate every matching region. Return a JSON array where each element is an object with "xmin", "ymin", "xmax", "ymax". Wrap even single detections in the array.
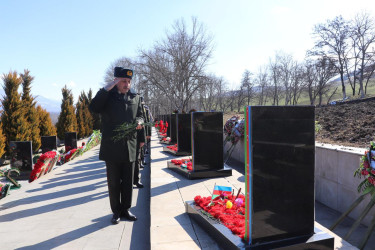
[
  {"xmin": 224, "ymin": 115, "xmax": 240, "ymax": 136},
  {"xmin": 355, "ymin": 142, "xmax": 375, "ymax": 194},
  {"xmin": 29, "ymin": 151, "xmax": 57, "ymax": 182},
  {"xmin": 64, "ymin": 148, "xmax": 78, "ymax": 162}
]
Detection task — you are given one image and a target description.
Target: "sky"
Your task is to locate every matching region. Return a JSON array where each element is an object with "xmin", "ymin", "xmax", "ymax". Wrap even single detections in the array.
[{"xmin": 1, "ymin": 0, "xmax": 375, "ymax": 102}]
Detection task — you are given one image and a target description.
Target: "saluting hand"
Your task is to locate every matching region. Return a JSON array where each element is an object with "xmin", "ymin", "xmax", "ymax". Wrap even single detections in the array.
[{"xmin": 104, "ymin": 78, "xmax": 122, "ymax": 91}]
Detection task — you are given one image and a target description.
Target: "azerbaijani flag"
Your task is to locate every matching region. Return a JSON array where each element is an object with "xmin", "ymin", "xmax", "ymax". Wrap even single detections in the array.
[{"xmin": 212, "ymin": 185, "xmax": 232, "ymax": 199}]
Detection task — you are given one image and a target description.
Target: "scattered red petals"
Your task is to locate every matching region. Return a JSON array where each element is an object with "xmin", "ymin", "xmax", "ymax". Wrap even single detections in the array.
[
  {"xmin": 194, "ymin": 194, "xmax": 246, "ymax": 239},
  {"xmin": 170, "ymin": 158, "xmax": 192, "ymax": 171},
  {"xmin": 167, "ymin": 144, "xmax": 178, "ymax": 151}
]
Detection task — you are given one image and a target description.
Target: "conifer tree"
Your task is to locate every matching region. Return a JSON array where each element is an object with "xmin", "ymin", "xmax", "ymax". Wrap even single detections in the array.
[
  {"xmin": 21, "ymin": 70, "xmax": 41, "ymax": 152},
  {"xmin": 0, "ymin": 119, "xmax": 6, "ymax": 158},
  {"xmin": 76, "ymin": 96, "xmax": 85, "ymax": 139},
  {"xmin": 88, "ymin": 89, "xmax": 101, "ymax": 130},
  {"xmin": 36, "ymin": 105, "xmax": 57, "ymax": 136},
  {"xmin": 1, "ymin": 71, "xmax": 32, "ymax": 153},
  {"xmin": 83, "ymin": 98, "xmax": 93, "ymax": 136},
  {"xmin": 76, "ymin": 91, "xmax": 93, "ymax": 138},
  {"xmin": 56, "ymin": 85, "xmax": 78, "ymax": 139}
]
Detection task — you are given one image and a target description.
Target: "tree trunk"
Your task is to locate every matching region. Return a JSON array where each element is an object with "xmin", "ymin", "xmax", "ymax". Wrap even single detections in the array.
[{"xmin": 340, "ymin": 72, "xmax": 347, "ymax": 100}]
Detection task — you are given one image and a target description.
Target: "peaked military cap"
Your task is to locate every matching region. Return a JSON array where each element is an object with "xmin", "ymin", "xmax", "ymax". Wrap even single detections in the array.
[{"xmin": 114, "ymin": 67, "xmax": 133, "ymax": 79}]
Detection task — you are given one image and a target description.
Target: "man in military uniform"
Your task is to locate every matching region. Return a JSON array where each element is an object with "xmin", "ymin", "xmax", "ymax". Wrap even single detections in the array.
[
  {"xmin": 133, "ymin": 113, "xmax": 145, "ymax": 188},
  {"xmin": 89, "ymin": 67, "xmax": 144, "ymax": 224},
  {"xmin": 144, "ymin": 105, "xmax": 153, "ymax": 155}
]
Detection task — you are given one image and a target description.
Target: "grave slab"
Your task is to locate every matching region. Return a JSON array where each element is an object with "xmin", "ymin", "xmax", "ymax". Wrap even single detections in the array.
[
  {"xmin": 41, "ymin": 135, "xmax": 57, "ymax": 153},
  {"xmin": 168, "ymin": 112, "xmax": 232, "ymax": 179},
  {"xmin": 64, "ymin": 132, "xmax": 77, "ymax": 152}
]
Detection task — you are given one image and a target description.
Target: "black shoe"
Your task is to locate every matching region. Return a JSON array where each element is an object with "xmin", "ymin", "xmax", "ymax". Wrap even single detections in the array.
[
  {"xmin": 134, "ymin": 182, "xmax": 144, "ymax": 188},
  {"xmin": 111, "ymin": 213, "xmax": 120, "ymax": 224},
  {"xmin": 121, "ymin": 210, "xmax": 137, "ymax": 221}
]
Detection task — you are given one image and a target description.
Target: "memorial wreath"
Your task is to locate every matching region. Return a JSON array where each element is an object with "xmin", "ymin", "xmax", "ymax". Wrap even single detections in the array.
[
  {"xmin": 355, "ymin": 142, "xmax": 375, "ymax": 194},
  {"xmin": 29, "ymin": 151, "xmax": 58, "ymax": 182}
]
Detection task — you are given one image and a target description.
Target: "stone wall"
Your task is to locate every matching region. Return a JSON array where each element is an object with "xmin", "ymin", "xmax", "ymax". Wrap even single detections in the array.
[
  {"xmin": 224, "ymin": 138, "xmax": 245, "ymax": 164},
  {"xmin": 224, "ymin": 139, "xmax": 375, "ymax": 226},
  {"xmin": 315, "ymin": 143, "xmax": 375, "ymax": 227}
]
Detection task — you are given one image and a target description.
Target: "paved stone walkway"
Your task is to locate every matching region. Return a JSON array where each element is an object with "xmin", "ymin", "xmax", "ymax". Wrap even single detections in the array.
[
  {"xmin": 0, "ymin": 145, "xmax": 150, "ymax": 250},
  {"xmin": 1, "ymin": 128, "xmax": 374, "ymax": 249}
]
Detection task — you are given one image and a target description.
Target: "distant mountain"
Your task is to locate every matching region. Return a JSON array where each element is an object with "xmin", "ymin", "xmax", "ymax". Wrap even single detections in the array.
[
  {"xmin": 49, "ymin": 112, "xmax": 59, "ymax": 125},
  {"xmin": 0, "ymin": 88, "xmax": 60, "ymax": 122},
  {"xmin": 34, "ymin": 95, "xmax": 61, "ymax": 113}
]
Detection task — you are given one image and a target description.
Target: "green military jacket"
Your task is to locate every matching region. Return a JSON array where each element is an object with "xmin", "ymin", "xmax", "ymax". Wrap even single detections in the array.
[{"xmin": 89, "ymin": 87, "xmax": 144, "ymax": 162}]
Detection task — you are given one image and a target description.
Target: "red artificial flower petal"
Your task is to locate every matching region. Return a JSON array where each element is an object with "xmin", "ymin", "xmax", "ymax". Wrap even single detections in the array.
[{"xmin": 194, "ymin": 195, "xmax": 245, "ymax": 239}]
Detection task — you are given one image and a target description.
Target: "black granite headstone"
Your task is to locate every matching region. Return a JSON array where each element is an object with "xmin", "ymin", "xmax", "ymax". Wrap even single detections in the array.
[
  {"xmin": 177, "ymin": 114, "xmax": 191, "ymax": 153},
  {"xmin": 64, "ymin": 132, "xmax": 77, "ymax": 152},
  {"xmin": 170, "ymin": 114, "xmax": 177, "ymax": 143},
  {"xmin": 167, "ymin": 112, "xmax": 231, "ymax": 178},
  {"xmin": 192, "ymin": 112, "xmax": 223, "ymax": 171},
  {"xmin": 166, "ymin": 114, "xmax": 171, "ymax": 137},
  {"xmin": 245, "ymin": 106, "xmax": 316, "ymax": 245},
  {"xmin": 41, "ymin": 136, "xmax": 57, "ymax": 153},
  {"xmin": 10, "ymin": 141, "xmax": 33, "ymax": 171}
]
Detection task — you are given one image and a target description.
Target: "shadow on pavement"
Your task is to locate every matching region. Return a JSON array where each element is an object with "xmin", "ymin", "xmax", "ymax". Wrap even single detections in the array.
[
  {"xmin": 15, "ymin": 215, "xmax": 110, "ymax": 250},
  {"xmin": 129, "ymin": 153, "xmax": 151, "ymax": 250},
  {"xmin": 0, "ymin": 149, "xmax": 108, "ymax": 222},
  {"xmin": 0, "ymin": 191, "xmax": 107, "ymax": 222}
]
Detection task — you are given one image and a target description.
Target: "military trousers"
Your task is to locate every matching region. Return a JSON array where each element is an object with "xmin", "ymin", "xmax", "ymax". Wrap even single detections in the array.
[{"xmin": 105, "ymin": 160, "xmax": 134, "ymax": 214}]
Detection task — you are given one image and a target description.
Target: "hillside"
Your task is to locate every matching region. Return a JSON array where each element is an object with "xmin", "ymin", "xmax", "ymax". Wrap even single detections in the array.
[{"xmin": 315, "ymin": 97, "xmax": 375, "ymax": 148}]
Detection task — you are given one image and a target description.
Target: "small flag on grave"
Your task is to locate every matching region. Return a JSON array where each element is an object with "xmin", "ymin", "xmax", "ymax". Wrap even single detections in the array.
[{"xmin": 212, "ymin": 185, "xmax": 232, "ymax": 199}]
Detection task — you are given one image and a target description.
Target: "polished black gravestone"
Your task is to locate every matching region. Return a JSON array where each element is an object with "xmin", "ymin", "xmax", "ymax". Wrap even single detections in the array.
[
  {"xmin": 185, "ymin": 106, "xmax": 334, "ymax": 249},
  {"xmin": 166, "ymin": 114, "xmax": 171, "ymax": 137},
  {"xmin": 163, "ymin": 114, "xmax": 191, "ymax": 155},
  {"xmin": 247, "ymin": 106, "xmax": 316, "ymax": 246},
  {"xmin": 10, "ymin": 141, "xmax": 33, "ymax": 180},
  {"xmin": 170, "ymin": 113, "xmax": 177, "ymax": 143},
  {"xmin": 177, "ymin": 114, "xmax": 192, "ymax": 154},
  {"xmin": 41, "ymin": 136, "xmax": 57, "ymax": 153},
  {"xmin": 168, "ymin": 112, "xmax": 232, "ymax": 179},
  {"xmin": 10, "ymin": 141, "xmax": 33, "ymax": 171},
  {"xmin": 64, "ymin": 132, "xmax": 77, "ymax": 152}
]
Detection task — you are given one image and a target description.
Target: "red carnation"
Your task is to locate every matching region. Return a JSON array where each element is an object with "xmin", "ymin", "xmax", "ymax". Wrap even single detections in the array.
[{"xmin": 364, "ymin": 161, "xmax": 370, "ymax": 169}]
